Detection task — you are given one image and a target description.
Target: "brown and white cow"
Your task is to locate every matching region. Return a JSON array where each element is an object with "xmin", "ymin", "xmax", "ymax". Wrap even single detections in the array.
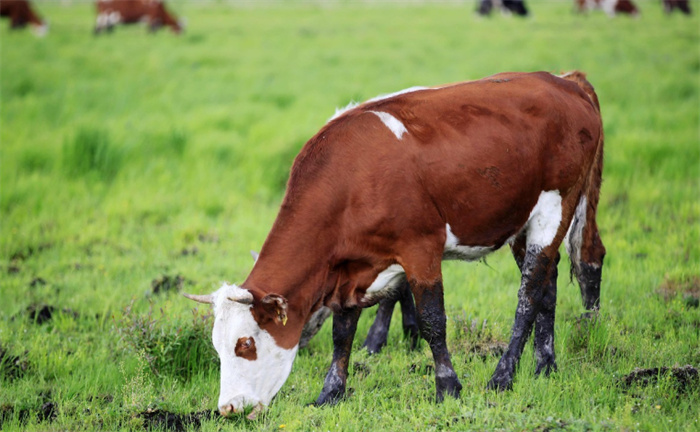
[
  {"xmin": 94, "ymin": 0, "xmax": 183, "ymax": 34},
  {"xmin": 0, "ymin": 0, "xmax": 47, "ymax": 35},
  {"xmin": 185, "ymin": 71, "xmax": 606, "ymax": 418},
  {"xmin": 663, "ymin": 0, "xmax": 691, "ymax": 15},
  {"xmin": 575, "ymin": 0, "xmax": 640, "ymax": 16}
]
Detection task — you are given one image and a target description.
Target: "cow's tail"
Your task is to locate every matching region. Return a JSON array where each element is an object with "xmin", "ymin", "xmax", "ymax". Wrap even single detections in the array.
[{"xmin": 561, "ymin": 71, "xmax": 606, "ymax": 311}]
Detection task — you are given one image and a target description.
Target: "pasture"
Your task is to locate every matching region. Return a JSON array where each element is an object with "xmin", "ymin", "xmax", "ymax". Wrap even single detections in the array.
[{"xmin": 1, "ymin": 1, "xmax": 698, "ymax": 431}]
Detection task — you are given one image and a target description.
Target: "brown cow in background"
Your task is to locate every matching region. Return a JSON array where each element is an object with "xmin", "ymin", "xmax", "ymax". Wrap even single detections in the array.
[
  {"xmin": 663, "ymin": 0, "xmax": 691, "ymax": 15},
  {"xmin": 575, "ymin": 0, "xmax": 640, "ymax": 16},
  {"xmin": 95, "ymin": 0, "xmax": 183, "ymax": 34},
  {"xmin": 0, "ymin": 0, "xmax": 47, "ymax": 35}
]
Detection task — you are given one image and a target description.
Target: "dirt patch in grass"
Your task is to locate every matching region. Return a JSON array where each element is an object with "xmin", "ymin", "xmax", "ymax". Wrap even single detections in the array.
[
  {"xmin": 29, "ymin": 277, "xmax": 47, "ymax": 288},
  {"xmin": 138, "ymin": 409, "xmax": 216, "ymax": 431},
  {"xmin": 621, "ymin": 365, "xmax": 699, "ymax": 393},
  {"xmin": 657, "ymin": 275, "xmax": 700, "ymax": 308},
  {"xmin": 353, "ymin": 361, "xmax": 371, "ymax": 377},
  {"xmin": 151, "ymin": 274, "xmax": 191, "ymax": 295},
  {"xmin": 0, "ymin": 345, "xmax": 30, "ymax": 381},
  {"xmin": 25, "ymin": 304, "xmax": 80, "ymax": 325},
  {"xmin": 0, "ymin": 394, "xmax": 57, "ymax": 427},
  {"xmin": 10, "ymin": 243, "xmax": 52, "ymax": 262},
  {"xmin": 450, "ymin": 316, "xmax": 507, "ymax": 359},
  {"xmin": 180, "ymin": 247, "xmax": 199, "ymax": 256},
  {"xmin": 469, "ymin": 340, "xmax": 507, "ymax": 359}
]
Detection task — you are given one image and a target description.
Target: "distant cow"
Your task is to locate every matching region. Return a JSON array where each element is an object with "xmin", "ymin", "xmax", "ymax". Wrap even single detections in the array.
[
  {"xmin": 95, "ymin": 0, "xmax": 183, "ymax": 34},
  {"xmin": 663, "ymin": 0, "xmax": 691, "ymax": 14},
  {"xmin": 184, "ymin": 71, "xmax": 606, "ymax": 418},
  {"xmin": 576, "ymin": 0, "xmax": 640, "ymax": 16},
  {"xmin": 0, "ymin": 0, "xmax": 47, "ymax": 35},
  {"xmin": 477, "ymin": 0, "xmax": 529, "ymax": 16}
]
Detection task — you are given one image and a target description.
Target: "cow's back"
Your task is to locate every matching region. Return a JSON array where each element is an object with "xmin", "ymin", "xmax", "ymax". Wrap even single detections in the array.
[{"xmin": 293, "ymin": 72, "xmax": 602, "ymax": 252}]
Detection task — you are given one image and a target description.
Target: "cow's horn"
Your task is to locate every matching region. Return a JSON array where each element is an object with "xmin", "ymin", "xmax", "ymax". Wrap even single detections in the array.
[
  {"xmin": 183, "ymin": 293, "xmax": 213, "ymax": 304},
  {"xmin": 250, "ymin": 250, "xmax": 259, "ymax": 262},
  {"xmin": 227, "ymin": 291, "xmax": 254, "ymax": 305}
]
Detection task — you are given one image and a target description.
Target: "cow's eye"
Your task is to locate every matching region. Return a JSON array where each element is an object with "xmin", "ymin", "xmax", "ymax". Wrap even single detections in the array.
[{"xmin": 235, "ymin": 336, "xmax": 258, "ymax": 360}]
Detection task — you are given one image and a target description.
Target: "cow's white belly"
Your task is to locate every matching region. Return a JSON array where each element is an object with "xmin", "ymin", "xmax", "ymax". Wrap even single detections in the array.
[
  {"xmin": 362, "ymin": 224, "xmax": 493, "ymax": 302},
  {"xmin": 362, "ymin": 190, "xmax": 564, "ymax": 302}
]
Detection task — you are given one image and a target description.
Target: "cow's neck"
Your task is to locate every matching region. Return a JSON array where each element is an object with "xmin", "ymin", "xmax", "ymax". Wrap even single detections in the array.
[{"xmin": 241, "ymin": 198, "xmax": 342, "ymax": 343}]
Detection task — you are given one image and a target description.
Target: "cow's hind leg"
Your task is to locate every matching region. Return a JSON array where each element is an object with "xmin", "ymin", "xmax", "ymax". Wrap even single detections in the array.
[
  {"xmin": 566, "ymin": 197, "xmax": 606, "ymax": 312},
  {"xmin": 314, "ymin": 306, "xmax": 361, "ymax": 406},
  {"xmin": 363, "ymin": 280, "xmax": 419, "ymax": 354},
  {"xmin": 534, "ymin": 253, "xmax": 559, "ymax": 376},
  {"xmin": 412, "ymin": 278, "xmax": 462, "ymax": 401},
  {"xmin": 398, "ymin": 280, "xmax": 420, "ymax": 350},
  {"xmin": 510, "ymin": 235, "xmax": 559, "ymax": 377},
  {"xmin": 488, "ymin": 245, "xmax": 556, "ymax": 391}
]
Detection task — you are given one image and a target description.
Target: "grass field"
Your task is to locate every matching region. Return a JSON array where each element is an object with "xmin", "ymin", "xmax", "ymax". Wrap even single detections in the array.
[{"xmin": 1, "ymin": 1, "xmax": 699, "ymax": 431}]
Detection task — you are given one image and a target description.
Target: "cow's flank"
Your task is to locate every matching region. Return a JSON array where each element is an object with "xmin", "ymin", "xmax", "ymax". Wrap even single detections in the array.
[{"xmin": 185, "ymin": 71, "xmax": 606, "ymax": 417}]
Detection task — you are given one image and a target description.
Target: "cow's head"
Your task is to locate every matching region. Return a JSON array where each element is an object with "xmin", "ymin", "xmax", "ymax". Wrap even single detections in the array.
[{"xmin": 184, "ymin": 283, "xmax": 298, "ymax": 419}]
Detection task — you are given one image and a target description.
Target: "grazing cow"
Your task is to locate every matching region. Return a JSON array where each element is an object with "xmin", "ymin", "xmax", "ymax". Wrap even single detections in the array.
[
  {"xmin": 185, "ymin": 71, "xmax": 606, "ymax": 418},
  {"xmin": 477, "ymin": 0, "xmax": 529, "ymax": 16},
  {"xmin": 575, "ymin": 0, "xmax": 640, "ymax": 16},
  {"xmin": 663, "ymin": 0, "xmax": 691, "ymax": 14},
  {"xmin": 0, "ymin": 0, "xmax": 47, "ymax": 35},
  {"xmin": 94, "ymin": 0, "xmax": 183, "ymax": 34}
]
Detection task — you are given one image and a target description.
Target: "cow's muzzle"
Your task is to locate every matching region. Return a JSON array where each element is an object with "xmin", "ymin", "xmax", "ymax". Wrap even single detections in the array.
[{"xmin": 219, "ymin": 399, "xmax": 264, "ymax": 420}]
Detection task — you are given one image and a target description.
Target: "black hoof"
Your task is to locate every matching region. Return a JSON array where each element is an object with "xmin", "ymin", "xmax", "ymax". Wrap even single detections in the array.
[
  {"xmin": 436, "ymin": 376, "xmax": 462, "ymax": 402},
  {"xmin": 314, "ymin": 386, "xmax": 346, "ymax": 407},
  {"xmin": 487, "ymin": 375, "xmax": 513, "ymax": 392},
  {"xmin": 362, "ymin": 337, "xmax": 387, "ymax": 355},
  {"xmin": 535, "ymin": 361, "xmax": 558, "ymax": 377}
]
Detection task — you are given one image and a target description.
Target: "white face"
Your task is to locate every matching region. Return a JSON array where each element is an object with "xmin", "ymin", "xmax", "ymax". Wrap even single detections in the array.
[{"xmin": 209, "ymin": 284, "xmax": 298, "ymax": 415}]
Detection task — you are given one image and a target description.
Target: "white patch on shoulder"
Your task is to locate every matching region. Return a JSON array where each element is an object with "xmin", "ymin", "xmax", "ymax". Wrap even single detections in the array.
[
  {"xmin": 329, "ymin": 86, "xmax": 432, "ymax": 122},
  {"xmin": 363, "ymin": 264, "xmax": 406, "ymax": 302},
  {"xmin": 525, "ymin": 190, "xmax": 563, "ymax": 248},
  {"xmin": 443, "ymin": 224, "xmax": 494, "ymax": 261},
  {"xmin": 368, "ymin": 111, "xmax": 408, "ymax": 140}
]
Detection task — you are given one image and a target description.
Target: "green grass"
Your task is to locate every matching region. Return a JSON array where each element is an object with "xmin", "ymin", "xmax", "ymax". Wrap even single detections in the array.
[{"xmin": 1, "ymin": 1, "xmax": 699, "ymax": 431}]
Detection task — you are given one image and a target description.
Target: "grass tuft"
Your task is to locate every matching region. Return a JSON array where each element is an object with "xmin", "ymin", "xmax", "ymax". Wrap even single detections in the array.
[
  {"xmin": 62, "ymin": 127, "xmax": 123, "ymax": 182},
  {"xmin": 116, "ymin": 302, "xmax": 218, "ymax": 380},
  {"xmin": 450, "ymin": 311, "xmax": 507, "ymax": 359}
]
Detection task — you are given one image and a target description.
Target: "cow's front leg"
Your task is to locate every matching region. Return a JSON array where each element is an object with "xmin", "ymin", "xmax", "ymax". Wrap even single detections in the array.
[
  {"xmin": 315, "ymin": 306, "xmax": 361, "ymax": 406},
  {"xmin": 488, "ymin": 246, "xmax": 553, "ymax": 391},
  {"xmin": 412, "ymin": 279, "xmax": 462, "ymax": 402}
]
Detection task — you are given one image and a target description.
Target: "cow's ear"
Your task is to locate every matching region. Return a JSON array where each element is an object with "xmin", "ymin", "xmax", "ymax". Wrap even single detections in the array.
[{"xmin": 260, "ymin": 294, "xmax": 288, "ymax": 326}]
